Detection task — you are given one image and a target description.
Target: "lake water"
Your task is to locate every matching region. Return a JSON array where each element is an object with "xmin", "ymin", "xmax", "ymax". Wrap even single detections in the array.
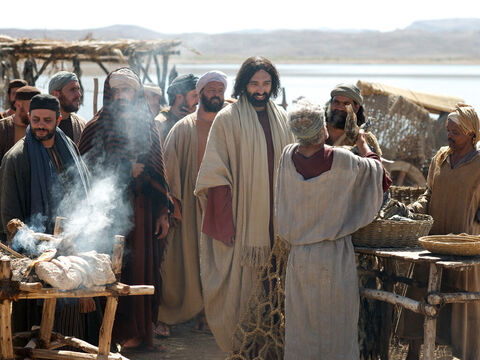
[{"xmin": 34, "ymin": 63, "xmax": 480, "ymax": 121}]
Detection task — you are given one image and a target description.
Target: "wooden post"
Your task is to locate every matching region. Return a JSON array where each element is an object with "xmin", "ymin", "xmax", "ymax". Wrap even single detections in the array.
[
  {"xmin": 0, "ymin": 256, "xmax": 14, "ymax": 359},
  {"xmin": 93, "ymin": 78, "xmax": 99, "ymax": 115},
  {"xmin": 39, "ymin": 298, "xmax": 57, "ymax": 348},
  {"xmin": 153, "ymin": 54, "xmax": 162, "ymax": 88},
  {"xmin": 423, "ymin": 263, "xmax": 442, "ymax": 360},
  {"xmin": 97, "ymin": 297, "xmax": 118, "ymax": 356},
  {"xmin": 160, "ymin": 54, "xmax": 169, "ymax": 94},
  {"xmin": 111, "ymin": 236, "xmax": 125, "ymax": 281}
]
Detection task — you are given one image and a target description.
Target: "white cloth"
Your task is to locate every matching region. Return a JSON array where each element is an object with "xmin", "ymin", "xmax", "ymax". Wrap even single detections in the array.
[
  {"xmin": 196, "ymin": 70, "xmax": 228, "ymax": 94},
  {"xmin": 276, "ymin": 144, "xmax": 384, "ymax": 359}
]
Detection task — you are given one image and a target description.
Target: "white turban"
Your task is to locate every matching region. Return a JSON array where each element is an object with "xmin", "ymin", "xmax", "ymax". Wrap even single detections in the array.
[
  {"xmin": 109, "ymin": 68, "xmax": 141, "ymax": 90},
  {"xmin": 196, "ymin": 70, "xmax": 228, "ymax": 94}
]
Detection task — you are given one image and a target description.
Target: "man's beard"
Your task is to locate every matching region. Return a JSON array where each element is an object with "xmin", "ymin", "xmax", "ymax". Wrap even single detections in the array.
[
  {"xmin": 201, "ymin": 93, "xmax": 224, "ymax": 113},
  {"xmin": 246, "ymin": 90, "xmax": 271, "ymax": 108},
  {"xmin": 112, "ymin": 99, "xmax": 135, "ymax": 118},
  {"xmin": 58, "ymin": 93, "xmax": 80, "ymax": 113},
  {"xmin": 32, "ymin": 127, "xmax": 56, "ymax": 141},
  {"xmin": 327, "ymin": 109, "xmax": 348, "ymax": 129}
]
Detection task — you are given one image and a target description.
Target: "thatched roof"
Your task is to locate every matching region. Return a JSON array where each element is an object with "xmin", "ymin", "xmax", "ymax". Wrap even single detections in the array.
[
  {"xmin": 0, "ymin": 37, "xmax": 183, "ymax": 63},
  {"xmin": 357, "ymin": 80, "xmax": 464, "ymax": 114}
]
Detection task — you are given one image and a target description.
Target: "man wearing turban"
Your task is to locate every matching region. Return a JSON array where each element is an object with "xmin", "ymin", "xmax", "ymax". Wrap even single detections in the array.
[
  {"xmin": 400, "ymin": 104, "xmax": 480, "ymax": 360},
  {"xmin": 78, "ymin": 67, "xmax": 172, "ymax": 352},
  {"xmin": 194, "ymin": 57, "xmax": 294, "ymax": 351},
  {"xmin": 48, "ymin": 71, "xmax": 86, "ymax": 144},
  {"xmin": 156, "ymin": 70, "xmax": 228, "ymax": 337},
  {"xmin": 1, "ymin": 79, "xmax": 28, "ymax": 119},
  {"xmin": 155, "ymin": 74, "xmax": 198, "ymax": 142},
  {"xmin": 275, "ymin": 99, "xmax": 389, "ymax": 359},
  {"xmin": 0, "ymin": 86, "xmax": 41, "ymax": 161}
]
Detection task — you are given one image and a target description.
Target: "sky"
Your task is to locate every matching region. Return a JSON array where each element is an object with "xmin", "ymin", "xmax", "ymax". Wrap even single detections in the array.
[{"xmin": 3, "ymin": 0, "xmax": 480, "ymax": 34}]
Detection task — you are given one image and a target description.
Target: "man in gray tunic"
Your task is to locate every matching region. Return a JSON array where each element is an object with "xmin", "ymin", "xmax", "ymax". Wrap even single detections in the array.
[{"xmin": 275, "ymin": 100, "xmax": 385, "ymax": 359}]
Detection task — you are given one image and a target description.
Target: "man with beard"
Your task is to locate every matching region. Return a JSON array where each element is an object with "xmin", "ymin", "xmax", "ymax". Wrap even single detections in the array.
[
  {"xmin": 155, "ymin": 74, "xmax": 198, "ymax": 142},
  {"xmin": 156, "ymin": 71, "xmax": 228, "ymax": 337},
  {"xmin": 78, "ymin": 68, "xmax": 172, "ymax": 352},
  {"xmin": 399, "ymin": 104, "xmax": 480, "ymax": 360},
  {"xmin": 0, "ymin": 94, "xmax": 91, "ymax": 336},
  {"xmin": 1, "ymin": 79, "xmax": 28, "ymax": 119},
  {"xmin": 48, "ymin": 71, "xmax": 86, "ymax": 144},
  {"xmin": 143, "ymin": 84, "xmax": 165, "ymax": 118},
  {"xmin": 0, "ymin": 86, "xmax": 40, "ymax": 161},
  {"xmin": 325, "ymin": 83, "xmax": 366, "ymax": 146},
  {"xmin": 194, "ymin": 57, "xmax": 294, "ymax": 351}
]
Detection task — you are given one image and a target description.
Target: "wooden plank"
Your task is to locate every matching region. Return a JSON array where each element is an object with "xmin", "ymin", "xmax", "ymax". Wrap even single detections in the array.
[
  {"xmin": 98, "ymin": 297, "xmax": 118, "ymax": 356},
  {"xmin": 14, "ymin": 348, "xmax": 126, "ymax": 360},
  {"xmin": 111, "ymin": 236, "xmax": 125, "ymax": 279},
  {"xmin": 38, "ymin": 298, "xmax": 57, "ymax": 348},
  {"xmin": 18, "ymin": 285, "xmax": 154, "ymax": 300},
  {"xmin": 0, "ymin": 257, "xmax": 14, "ymax": 359},
  {"xmin": 423, "ymin": 263, "xmax": 442, "ymax": 360}
]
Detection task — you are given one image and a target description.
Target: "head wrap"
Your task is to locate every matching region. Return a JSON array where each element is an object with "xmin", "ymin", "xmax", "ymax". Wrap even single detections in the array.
[
  {"xmin": 8, "ymin": 79, "xmax": 28, "ymax": 93},
  {"xmin": 109, "ymin": 68, "xmax": 141, "ymax": 90},
  {"xmin": 447, "ymin": 104, "xmax": 480, "ymax": 145},
  {"xmin": 330, "ymin": 83, "xmax": 363, "ymax": 105},
  {"xmin": 288, "ymin": 99, "xmax": 325, "ymax": 140},
  {"xmin": 167, "ymin": 74, "xmax": 198, "ymax": 98},
  {"xmin": 15, "ymin": 86, "xmax": 41, "ymax": 101},
  {"xmin": 48, "ymin": 71, "xmax": 79, "ymax": 94},
  {"xmin": 29, "ymin": 94, "xmax": 61, "ymax": 118},
  {"xmin": 143, "ymin": 84, "xmax": 163, "ymax": 97},
  {"xmin": 196, "ymin": 70, "xmax": 228, "ymax": 94}
]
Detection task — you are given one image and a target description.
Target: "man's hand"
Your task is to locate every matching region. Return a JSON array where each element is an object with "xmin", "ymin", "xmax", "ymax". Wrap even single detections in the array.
[
  {"xmin": 155, "ymin": 213, "xmax": 170, "ymax": 240},
  {"xmin": 132, "ymin": 161, "xmax": 145, "ymax": 178}
]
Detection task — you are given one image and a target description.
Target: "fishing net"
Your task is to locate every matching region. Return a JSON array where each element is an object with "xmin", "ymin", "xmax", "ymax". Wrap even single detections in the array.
[
  {"xmin": 362, "ymin": 93, "xmax": 438, "ymax": 175},
  {"xmin": 229, "ymin": 236, "xmax": 290, "ymax": 360}
]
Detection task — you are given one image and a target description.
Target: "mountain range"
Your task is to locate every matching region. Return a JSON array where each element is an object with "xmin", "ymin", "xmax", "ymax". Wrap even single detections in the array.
[{"xmin": 1, "ymin": 19, "xmax": 480, "ymax": 63}]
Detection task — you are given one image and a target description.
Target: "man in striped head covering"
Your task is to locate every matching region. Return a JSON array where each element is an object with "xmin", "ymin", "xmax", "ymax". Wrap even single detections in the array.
[
  {"xmin": 401, "ymin": 104, "xmax": 480, "ymax": 360},
  {"xmin": 79, "ymin": 67, "xmax": 173, "ymax": 352}
]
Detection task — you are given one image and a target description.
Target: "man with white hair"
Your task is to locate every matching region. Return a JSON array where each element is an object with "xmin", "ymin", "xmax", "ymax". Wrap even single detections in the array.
[
  {"xmin": 400, "ymin": 104, "xmax": 480, "ymax": 360},
  {"xmin": 275, "ymin": 100, "xmax": 390, "ymax": 359},
  {"xmin": 48, "ymin": 71, "xmax": 86, "ymax": 144},
  {"xmin": 156, "ymin": 70, "xmax": 228, "ymax": 336}
]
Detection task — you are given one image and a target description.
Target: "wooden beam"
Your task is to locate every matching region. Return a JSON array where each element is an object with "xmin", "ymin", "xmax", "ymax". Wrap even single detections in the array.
[
  {"xmin": 39, "ymin": 298, "xmax": 57, "ymax": 348},
  {"xmin": 0, "ymin": 257, "xmax": 14, "ymax": 359},
  {"xmin": 98, "ymin": 297, "xmax": 118, "ymax": 356},
  {"xmin": 153, "ymin": 54, "xmax": 162, "ymax": 88},
  {"xmin": 18, "ymin": 284, "xmax": 154, "ymax": 299},
  {"xmin": 423, "ymin": 263, "xmax": 442, "ymax": 360},
  {"xmin": 51, "ymin": 333, "xmax": 99, "ymax": 354},
  {"xmin": 428, "ymin": 291, "xmax": 480, "ymax": 304},
  {"xmin": 8, "ymin": 54, "xmax": 20, "ymax": 79},
  {"xmin": 95, "ymin": 61, "xmax": 110, "ymax": 76},
  {"xmin": 359, "ymin": 287, "xmax": 436, "ymax": 317},
  {"xmin": 142, "ymin": 53, "xmax": 153, "ymax": 83},
  {"xmin": 34, "ymin": 55, "xmax": 55, "ymax": 83}
]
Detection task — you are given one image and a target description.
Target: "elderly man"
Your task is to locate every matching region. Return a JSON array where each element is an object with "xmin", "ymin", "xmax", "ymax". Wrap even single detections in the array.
[
  {"xmin": 194, "ymin": 57, "xmax": 294, "ymax": 351},
  {"xmin": 155, "ymin": 74, "xmax": 198, "ymax": 141},
  {"xmin": 79, "ymin": 67, "xmax": 172, "ymax": 352},
  {"xmin": 275, "ymin": 100, "xmax": 389, "ymax": 359},
  {"xmin": 401, "ymin": 104, "xmax": 480, "ymax": 360},
  {"xmin": 0, "ymin": 86, "xmax": 41, "ymax": 161},
  {"xmin": 1, "ymin": 79, "xmax": 28, "ymax": 118},
  {"xmin": 48, "ymin": 71, "xmax": 86, "ymax": 144},
  {"xmin": 157, "ymin": 70, "xmax": 228, "ymax": 337},
  {"xmin": 0, "ymin": 94, "xmax": 91, "ymax": 335},
  {"xmin": 325, "ymin": 83, "xmax": 366, "ymax": 146}
]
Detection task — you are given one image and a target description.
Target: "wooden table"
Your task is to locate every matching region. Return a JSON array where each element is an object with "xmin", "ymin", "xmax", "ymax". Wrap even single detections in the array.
[{"xmin": 355, "ymin": 247, "xmax": 480, "ymax": 360}]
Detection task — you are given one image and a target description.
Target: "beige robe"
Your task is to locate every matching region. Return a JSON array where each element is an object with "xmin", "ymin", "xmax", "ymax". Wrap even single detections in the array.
[
  {"xmin": 403, "ymin": 146, "xmax": 480, "ymax": 360},
  {"xmin": 194, "ymin": 96, "xmax": 294, "ymax": 351},
  {"xmin": 157, "ymin": 113, "xmax": 204, "ymax": 324},
  {"xmin": 276, "ymin": 144, "xmax": 384, "ymax": 360}
]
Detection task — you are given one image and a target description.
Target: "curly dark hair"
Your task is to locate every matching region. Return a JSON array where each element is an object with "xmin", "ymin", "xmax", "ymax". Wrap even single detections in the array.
[{"xmin": 232, "ymin": 56, "xmax": 280, "ymax": 99}]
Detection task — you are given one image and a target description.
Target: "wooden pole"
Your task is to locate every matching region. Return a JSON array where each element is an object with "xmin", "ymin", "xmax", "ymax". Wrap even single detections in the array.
[
  {"xmin": 93, "ymin": 78, "xmax": 99, "ymax": 115},
  {"xmin": 423, "ymin": 263, "xmax": 442, "ymax": 360},
  {"xmin": 160, "ymin": 54, "xmax": 169, "ymax": 94},
  {"xmin": 33, "ymin": 55, "xmax": 54, "ymax": 83},
  {"xmin": 39, "ymin": 298, "xmax": 57, "ymax": 348},
  {"xmin": 0, "ymin": 256, "xmax": 14, "ymax": 359},
  {"xmin": 97, "ymin": 297, "xmax": 118, "ymax": 356},
  {"xmin": 111, "ymin": 235, "xmax": 125, "ymax": 280},
  {"xmin": 428, "ymin": 291, "xmax": 480, "ymax": 304},
  {"xmin": 153, "ymin": 54, "xmax": 162, "ymax": 88}
]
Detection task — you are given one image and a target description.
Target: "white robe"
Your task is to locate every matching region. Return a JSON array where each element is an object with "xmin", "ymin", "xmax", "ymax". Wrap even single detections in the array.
[{"xmin": 276, "ymin": 144, "xmax": 384, "ymax": 360}]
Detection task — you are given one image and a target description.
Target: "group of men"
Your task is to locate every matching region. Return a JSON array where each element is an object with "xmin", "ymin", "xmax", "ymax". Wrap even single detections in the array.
[{"xmin": 0, "ymin": 56, "xmax": 479, "ymax": 359}]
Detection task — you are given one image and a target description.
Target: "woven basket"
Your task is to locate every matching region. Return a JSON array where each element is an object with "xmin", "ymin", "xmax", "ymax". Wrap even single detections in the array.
[
  {"xmin": 419, "ymin": 235, "xmax": 480, "ymax": 256},
  {"xmin": 390, "ymin": 186, "xmax": 426, "ymax": 205},
  {"xmin": 352, "ymin": 213, "xmax": 433, "ymax": 248}
]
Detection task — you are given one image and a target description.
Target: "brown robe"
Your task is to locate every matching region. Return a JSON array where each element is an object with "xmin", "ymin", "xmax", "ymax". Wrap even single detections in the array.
[
  {"xmin": 0, "ymin": 116, "xmax": 16, "ymax": 161},
  {"xmin": 59, "ymin": 113, "xmax": 86, "ymax": 145}
]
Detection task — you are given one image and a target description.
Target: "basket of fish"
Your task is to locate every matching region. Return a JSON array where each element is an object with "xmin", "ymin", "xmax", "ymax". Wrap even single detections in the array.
[{"xmin": 352, "ymin": 200, "xmax": 433, "ymax": 248}]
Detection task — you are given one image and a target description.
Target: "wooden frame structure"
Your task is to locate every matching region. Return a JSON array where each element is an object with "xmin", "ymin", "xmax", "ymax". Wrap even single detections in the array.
[
  {"xmin": 0, "ymin": 36, "xmax": 186, "ymax": 108},
  {"xmin": 356, "ymin": 247, "xmax": 480, "ymax": 360}
]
